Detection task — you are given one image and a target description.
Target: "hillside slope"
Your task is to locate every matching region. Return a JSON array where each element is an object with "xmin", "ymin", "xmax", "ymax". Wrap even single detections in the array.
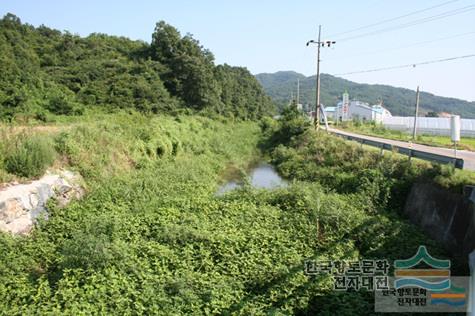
[
  {"xmin": 256, "ymin": 71, "xmax": 475, "ymax": 118},
  {"xmin": 0, "ymin": 13, "xmax": 274, "ymax": 122}
]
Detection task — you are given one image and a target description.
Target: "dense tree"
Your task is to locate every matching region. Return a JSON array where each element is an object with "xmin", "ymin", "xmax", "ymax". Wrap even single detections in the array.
[
  {"xmin": 0, "ymin": 14, "xmax": 275, "ymax": 121},
  {"xmin": 426, "ymin": 111, "xmax": 439, "ymax": 117},
  {"xmin": 215, "ymin": 64, "xmax": 275, "ymax": 119},
  {"xmin": 150, "ymin": 21, "xmax": 221, "ymax": 110}
]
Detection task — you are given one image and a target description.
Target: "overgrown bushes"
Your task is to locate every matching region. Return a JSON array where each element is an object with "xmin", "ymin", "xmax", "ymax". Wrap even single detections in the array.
[
  {"xmin": 262, "ymin": 112, "xmax": 475, "ymax": 204},
  {"xmin": 0, "ymin": 113, "xmax": 472, "ymax": 314},
  {"xmin": 259, "ymin": 106, "xmax": 310, "ymax": 151},
  {"xmin": 3, "ymin": 133, "xmax": 55, "ymax": 178}
]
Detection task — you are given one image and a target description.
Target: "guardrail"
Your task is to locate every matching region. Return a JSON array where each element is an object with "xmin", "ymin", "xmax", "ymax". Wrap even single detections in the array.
[{"xmin": 331, "ymin": 131, "xmax": 464, "ymax": 169}]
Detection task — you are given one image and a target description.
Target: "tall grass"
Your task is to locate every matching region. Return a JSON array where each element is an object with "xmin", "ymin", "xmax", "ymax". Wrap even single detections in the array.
[{"xmin": 2, "ymin": 132, "xmax": 55, "ymax": 178}]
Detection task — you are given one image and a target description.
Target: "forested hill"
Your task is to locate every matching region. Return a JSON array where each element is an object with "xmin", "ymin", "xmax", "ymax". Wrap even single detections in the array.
[
  {"xmin": 0, "ymin": 14, "xmax": 275, "ymax": 121},
  {"xmin": 256, "ymin": 71, "xmax": 475, "ymax": 118}
]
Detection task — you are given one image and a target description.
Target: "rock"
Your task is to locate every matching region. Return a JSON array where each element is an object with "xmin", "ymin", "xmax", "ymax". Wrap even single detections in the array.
[
  {"xmin": 0, "ymin": 170, "xmax": 84, "ymax": 235},
  {"xmin": 29, "ymin": 192, "xmax": 39, "ymax": 209},
  {"xmin": 0, "ymin": 199, "xmax": 24, "ymax": 223}
]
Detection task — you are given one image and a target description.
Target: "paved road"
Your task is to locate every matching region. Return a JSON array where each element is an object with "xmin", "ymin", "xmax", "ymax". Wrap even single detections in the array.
[{"xmin": 328, "ymin": 128, "xmax": 475, "ymax": 171}]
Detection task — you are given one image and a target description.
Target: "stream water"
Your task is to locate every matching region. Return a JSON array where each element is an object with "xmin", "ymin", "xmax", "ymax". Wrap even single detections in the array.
[{"xmin": 216, "ymin": 162, "xmax": 286, "ymax": 195}]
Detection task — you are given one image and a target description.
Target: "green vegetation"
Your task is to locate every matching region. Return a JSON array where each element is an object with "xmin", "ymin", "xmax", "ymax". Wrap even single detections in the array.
[
  {"xmin": 266, "ymin": 109, "xmax": 475, "ymax": 195},
  {"xmin": 256, "ymin": 71, "xmax": 475, "ymax": 117},
  {"xmin": 4, "ymin": 133, "xmax": 55, "ymax": 178},
  {"xmin": 0, "ymin": 13, "xmax": 274, "ymax": 122},
  {"xmin": 339, "ymin": 120, "xmax": 475, "ymax": 151},
  {"xmin": 0, "ymin": 114, "xmax": 261, "ymax": 314},
  {"xmin": 1, "ymin": 110, "xmax": 468, "ymax": 315},
  {"xmin": 1, "ymin": 13, "xmax": 474, "ymax": 316}
]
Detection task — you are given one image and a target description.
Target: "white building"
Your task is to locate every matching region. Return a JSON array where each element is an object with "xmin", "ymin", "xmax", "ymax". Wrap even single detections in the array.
[
  {"xmin": 371, "ymin": 104, "xmax": 393, "ymax": 123},
  {"xmin": 325, "ymin": 92, "xmax": 392, "ymax": 122},
  {"xmin": 323, "ymin": 106, "xmax": 336, "ymax": 120}
]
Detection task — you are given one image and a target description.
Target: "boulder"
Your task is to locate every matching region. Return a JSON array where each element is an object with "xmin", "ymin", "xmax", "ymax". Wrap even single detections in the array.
[{"xmin": 0, "ymin": 170, "xmax": 84, "ymax": 235}]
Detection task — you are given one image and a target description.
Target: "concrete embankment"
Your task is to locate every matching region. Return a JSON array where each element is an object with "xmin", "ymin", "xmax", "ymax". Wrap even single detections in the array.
[{"xmin": 404, "ymin": 182, "xmax": 475, "ymax": 257}]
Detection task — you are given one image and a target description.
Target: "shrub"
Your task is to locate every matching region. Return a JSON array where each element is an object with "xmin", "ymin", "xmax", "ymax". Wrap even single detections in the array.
[
  {"xmin": 5, "ymin": 134, "xmax": 56, "ymax": 177},
  {"xmin": 152, "ymin": 135, "xmax": 173, "ymax": 158},
  {"xmin": 171, "ymin": 138, "xmax": 182, "ymax": 156},
  {"xmin": 46, "ymin": 92, "xmax": 84, "ymax": 116},
  {"xmin": 260, "ymin": 107, "xmax": 310, "ymax": 150}
]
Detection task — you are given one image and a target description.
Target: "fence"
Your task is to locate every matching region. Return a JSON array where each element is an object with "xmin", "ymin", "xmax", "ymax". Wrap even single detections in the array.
[{"xmin": 382, "ymin": 116, "xmax": 475, "ymax": 137}]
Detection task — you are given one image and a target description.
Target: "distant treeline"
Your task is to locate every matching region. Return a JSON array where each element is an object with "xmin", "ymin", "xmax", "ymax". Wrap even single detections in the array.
[
  {"xmin": 0, "ymin": 14, "xmax": 275, "ymax": 121},
  {"xmin": 256, "ymin": 71, "xmax": 475, "ymax": 118}
]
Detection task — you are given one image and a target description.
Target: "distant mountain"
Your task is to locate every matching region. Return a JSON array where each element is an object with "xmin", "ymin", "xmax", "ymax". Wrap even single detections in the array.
[{"xmin": 255, "ymin": 71, "xmax": 475, "ymax": 118}]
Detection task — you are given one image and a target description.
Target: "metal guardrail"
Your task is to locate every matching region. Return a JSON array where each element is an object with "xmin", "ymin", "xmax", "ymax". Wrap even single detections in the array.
[{"xmin": 332, "ymin": 131, "xmax": 464, "ymax": 169}]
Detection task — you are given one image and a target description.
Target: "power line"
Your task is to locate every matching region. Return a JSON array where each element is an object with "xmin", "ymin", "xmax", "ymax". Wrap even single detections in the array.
[
  {"xmin": 328, "ymin": 0, "xmax": 460, "ymax": 38},
  {"xmin": 335, "ymin": 5, "xmax": 475, "ymax": 42},
  {"xmin": 326, "ymin": 31, "xmax": 475, "ymax": 61},
  {"xmin": 333, "ymin": 54, "xmax": 475, "ymax": 76}
]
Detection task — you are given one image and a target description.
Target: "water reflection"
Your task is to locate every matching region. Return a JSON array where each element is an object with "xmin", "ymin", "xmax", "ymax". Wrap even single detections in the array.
[{"xmin": 217, "ymin": 162, "xmax": 286, "ymax": 195}]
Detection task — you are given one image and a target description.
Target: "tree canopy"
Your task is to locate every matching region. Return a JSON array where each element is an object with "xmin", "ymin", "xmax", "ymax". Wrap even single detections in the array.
[{"xmin": 0, "ymin": 14, "xmax": 275, "ymax": 121}]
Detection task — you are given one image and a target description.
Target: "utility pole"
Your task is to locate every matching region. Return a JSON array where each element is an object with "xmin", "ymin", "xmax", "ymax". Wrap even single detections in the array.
[
  {"xmin": 307, "ymin": 26, "xmax": 335, "ymax": 131},
  {"xmin": 315, "ymin": 25, "xmax": 322, "ymax": 130},
  {"xmin": 412, "ymin": 86, "xmax": 420, "ymax": 141}
]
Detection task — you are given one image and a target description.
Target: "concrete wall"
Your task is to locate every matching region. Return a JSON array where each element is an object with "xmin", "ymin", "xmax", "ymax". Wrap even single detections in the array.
[{"xmin": 404, "ymin": 182, "xmax": 475, "ymax": 256}]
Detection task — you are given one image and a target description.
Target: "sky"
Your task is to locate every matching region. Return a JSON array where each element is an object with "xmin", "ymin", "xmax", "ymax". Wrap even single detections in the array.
[{"xmin": 1, "ymin": 0, "xmax": 474, "ymax": 101}]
